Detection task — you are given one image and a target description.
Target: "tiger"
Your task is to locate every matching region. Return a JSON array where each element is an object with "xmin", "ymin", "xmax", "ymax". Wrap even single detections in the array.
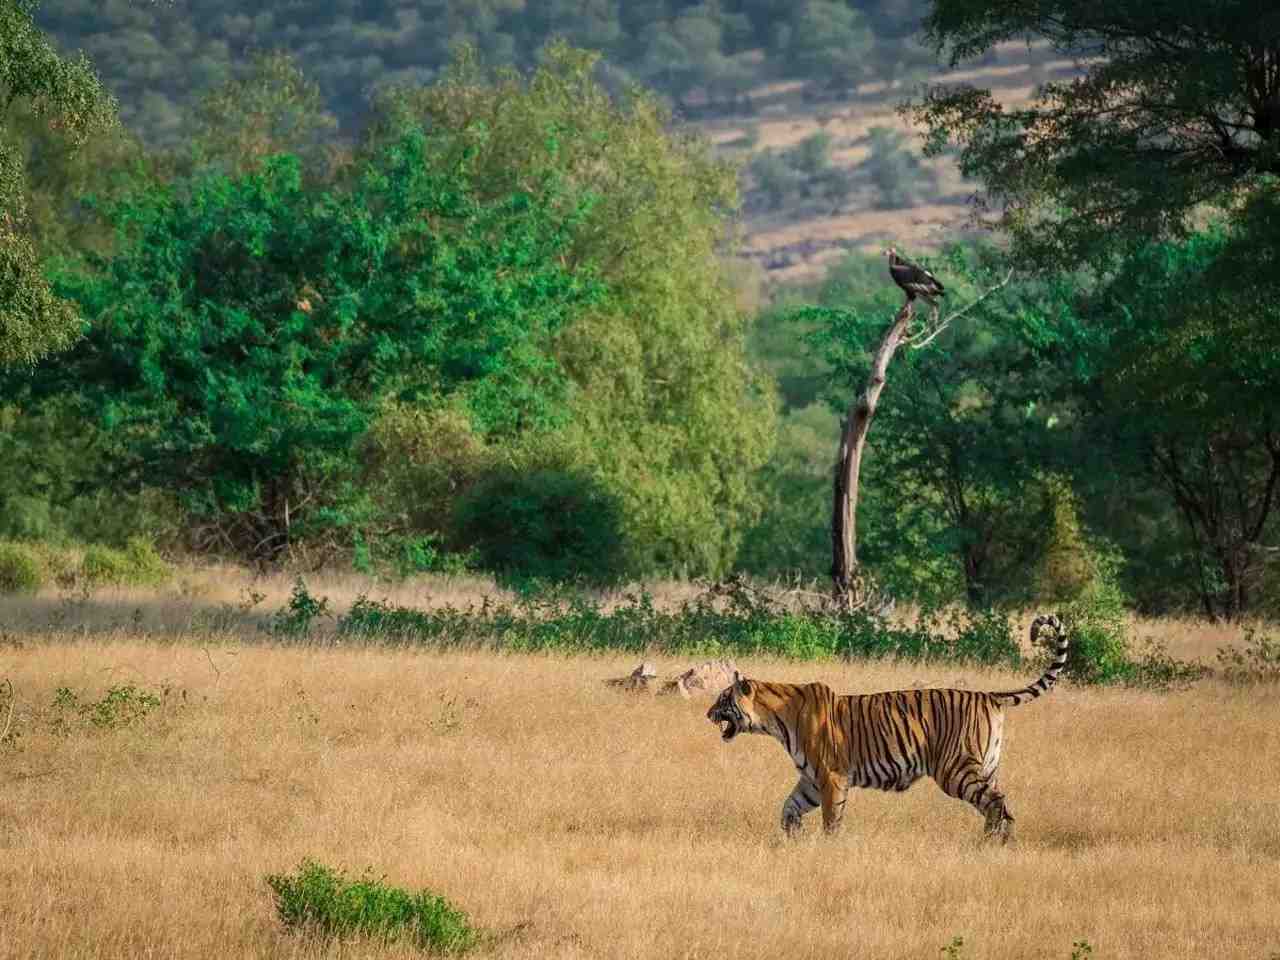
[{"xmin": 705, "ymin": 613, "xmax": 1068, "ymax": 842}]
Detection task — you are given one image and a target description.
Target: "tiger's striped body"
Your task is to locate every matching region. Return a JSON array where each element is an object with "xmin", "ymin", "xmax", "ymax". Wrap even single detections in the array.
[{"xmin": 706, "ymin": 614, "xmax": 1068, "ymax": 841}]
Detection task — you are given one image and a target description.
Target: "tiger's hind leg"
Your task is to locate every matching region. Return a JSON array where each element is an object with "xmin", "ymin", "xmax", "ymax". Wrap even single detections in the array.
[{"xmin": 936, "ymin": 764, "xmax": 1015, "ymax": 843}]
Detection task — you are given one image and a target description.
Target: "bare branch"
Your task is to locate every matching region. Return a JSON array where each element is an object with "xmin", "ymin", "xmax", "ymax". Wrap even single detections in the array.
[{"xmin": 905, "ymin": 268, "xmax": 1015, "ymax": 350}]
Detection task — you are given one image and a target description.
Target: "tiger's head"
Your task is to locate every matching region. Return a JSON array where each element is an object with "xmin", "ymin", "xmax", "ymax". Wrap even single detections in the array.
[{"xmin": 706, "ymin": 672, "xmax": 769, "ymax": 742}]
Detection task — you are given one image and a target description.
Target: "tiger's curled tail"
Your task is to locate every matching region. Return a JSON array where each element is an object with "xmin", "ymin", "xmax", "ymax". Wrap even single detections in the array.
[{"xmin": 992, "ymin": 613, "xmax": 1070, "ymax": 706}]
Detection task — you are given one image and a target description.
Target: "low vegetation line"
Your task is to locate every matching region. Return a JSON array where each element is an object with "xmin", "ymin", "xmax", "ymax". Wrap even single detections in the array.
[
  {"xmin": 256, "ymin": 579, "xmax": 1245, "ymax": 688},
  {"xmin": 327, "ymin": 587, "xmax": 1022, "ymax": 666}
]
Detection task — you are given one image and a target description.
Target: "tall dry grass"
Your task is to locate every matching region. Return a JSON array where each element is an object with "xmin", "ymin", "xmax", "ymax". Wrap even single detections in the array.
[{"xmin": 2, "ymin": 632, "xmax": 1278, "ymax": 959}]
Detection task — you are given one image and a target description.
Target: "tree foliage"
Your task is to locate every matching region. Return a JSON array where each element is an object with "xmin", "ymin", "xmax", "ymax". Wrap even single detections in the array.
[
  {"xmin": 1, "ymin": 0, "xmax": 117, "ymax": 366},
  {"xmin": 367, "ymin": 45, "xmax": 777, "ymax": 577},
  {"xmin": 188, "ymin": 51, "xmax": 338, "ymax": 178},
  {"xmin": 1060, "ymin": 221, "xmax": 1280, "ymax": 619},
  {"xmin": 12, "ymin": 128, "xmax": 601, "ymax": 562},
  {"xmin": 911, "ymin": 0, "xmax": 1280, "ymax": 266},
  {"xmin": 33, "ymin": 0, "xmax": 935, "ymax": 141}
]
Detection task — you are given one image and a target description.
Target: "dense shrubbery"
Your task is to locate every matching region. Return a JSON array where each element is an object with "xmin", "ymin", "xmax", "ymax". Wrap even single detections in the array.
[
  {"xmin": 80, "ymin": 538, "xmax": 171, "ymax": 588},
  {"xmin": 452, "ymin": 468, "xmax": 631, "ymax": 586},
  {"xmin": 0, "ymin": 543, "xmax": 44, "ymax": 594}
]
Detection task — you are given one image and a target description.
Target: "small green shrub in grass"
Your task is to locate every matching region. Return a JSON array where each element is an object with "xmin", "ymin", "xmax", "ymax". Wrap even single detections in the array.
[
  {"xmin": 0, "ymin": 542, "xmax": 44, "ymax": 593},
  {"xmin": 80, "ymin": 537, "xmax": 170, "ymax": 587},
  {"xmin": 50, "ymin": 684, "xmax": 167, "ymax": 733},
  {"xmin": 267, "ymin": 579, "xmax": 332, "ymax": 639},
  {"xmin": 266, "ymin": 860, "xmax": 477, "ymax": 952}
]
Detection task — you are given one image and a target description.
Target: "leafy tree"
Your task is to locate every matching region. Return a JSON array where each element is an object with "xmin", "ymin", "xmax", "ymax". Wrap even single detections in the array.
[
  {"xmin": 188, "ymin": 51, "xmax": 338, "ymax": 178},
  {"xmin": 784, "ymin": 1, "xmax": 875, "ymax": 94},
  {"xmin": 1063, "ymin": 223, "xmax": 1280, "ymax": 619},
  {"xmin": 737, "ymin": 401, "xmax": 839, "ymax": 579},
  {"xmin": 1, "ymin": 0, "xmax": 116, "ymax": 366},
  {"xmin": 803, "ymin": 249, "xmax": 1059, "ymax": 604},
  {"xmin": 453, "ymin": 465, "xmax": 631, "ymax": 585},
  {"xmin": 910, "ymin": 0, "xmax": 1280, "ymax": 267},
  {"xmin": 12, "ymin": 128, "xmax": 601, "ymax": 563},
  {"xmin": 744, "ymin": 132, "xmax": 854, "ymax": 214},
  {"xmin": 862, "ymin": 125, "xmax": 936, "ymax": 209},
  {"xmin": 368, "ymin": 45, "xmax": 777, "ymax": 577}
]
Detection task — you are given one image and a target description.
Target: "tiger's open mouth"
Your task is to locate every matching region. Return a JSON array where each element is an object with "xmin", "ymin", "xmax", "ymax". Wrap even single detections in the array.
[{"xmin": 707, "ymin": 705, "xmax": 740, "ymax": 741}]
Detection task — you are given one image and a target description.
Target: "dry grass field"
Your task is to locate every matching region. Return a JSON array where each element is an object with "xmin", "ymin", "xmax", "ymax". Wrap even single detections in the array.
[{"xmin": 2, "ymin": 583, "xmax": 1279, "ymax": 960}]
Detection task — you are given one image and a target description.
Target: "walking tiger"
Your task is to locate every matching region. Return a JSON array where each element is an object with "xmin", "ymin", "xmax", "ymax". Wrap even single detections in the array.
[{"xmin": 706, "ymin": 614, "xmax": 1068, "ymax": 842}]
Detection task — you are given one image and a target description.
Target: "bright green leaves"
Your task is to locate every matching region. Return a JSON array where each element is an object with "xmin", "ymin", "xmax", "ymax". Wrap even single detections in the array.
[
  {"xmin": 1, "ymin": 0, "xmax": 118, "ymax": 366},
  {"xmin": 368, "ymin": 45, "xmax": 776, "ymax": 578},
  {"xmin": 18, "ymin": 126, "xmax": 601, "ymax": 561}
]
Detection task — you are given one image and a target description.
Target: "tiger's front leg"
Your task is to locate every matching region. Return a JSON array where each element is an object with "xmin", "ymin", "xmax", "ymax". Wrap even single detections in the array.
[{"xmin": 780, "ymin": 777, "xmax": 820, "ymax": 836}]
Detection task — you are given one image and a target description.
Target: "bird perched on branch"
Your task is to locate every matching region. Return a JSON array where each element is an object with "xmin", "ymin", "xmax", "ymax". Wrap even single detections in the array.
[{"xmin": 884, "ymin": 246, "xmax": 945, "ymax": 309}]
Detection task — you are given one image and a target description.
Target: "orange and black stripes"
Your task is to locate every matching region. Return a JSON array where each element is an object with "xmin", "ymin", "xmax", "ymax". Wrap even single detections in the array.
[{"xmin": 706, "ymin": 613, "xmax": 1069, "ymax": 841}]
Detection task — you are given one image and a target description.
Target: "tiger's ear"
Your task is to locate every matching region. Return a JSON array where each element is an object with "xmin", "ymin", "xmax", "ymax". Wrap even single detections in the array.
[{"xmin": 735, "ymin": 672, "xmax": 751, "ymax": 696}]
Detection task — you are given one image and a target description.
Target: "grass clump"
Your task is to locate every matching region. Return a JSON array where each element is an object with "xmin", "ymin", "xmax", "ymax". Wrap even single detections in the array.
[
  {"xmin": 0, "ymin": 541, "xmax": 45, "ymax": 593},
  {"xmin": 266, "ymin": 860, "xmax": 477, "ymax": 952},
  {"xmin": 80, "ymin": 537, "xmax": 170, "ymax": 587},
  {"xmin": 1216, "ymin": 628, "xmax": 1280, "ymax": 685}
]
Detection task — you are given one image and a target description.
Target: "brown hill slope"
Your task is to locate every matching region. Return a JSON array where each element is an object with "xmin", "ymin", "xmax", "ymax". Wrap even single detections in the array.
[{"xmin": 701, "ymin": 42, "xmax": 1081, "ymax": 285}]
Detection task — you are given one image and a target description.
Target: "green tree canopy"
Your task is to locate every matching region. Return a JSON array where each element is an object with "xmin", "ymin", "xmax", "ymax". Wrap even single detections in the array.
[
  {"xmin": 910, "ymin": 0, "xmax": 1280, "ymax": 267},
  {"xmin": 188, "ymin": 50, "xmax": 338, "ymax": 178},
  {"xmin": 1, "ymin": 0, "xmax": 117, "ymax": 366},
  {"xmin": 796, "ymin": 248, "xmax": 1063, "ymax": 604},
  {"xmin": 12, "ymin": 127, "xmax": 601, "ymax": 563},
  {"xmin": 1060, "ymin": 219, "xmax": 1280, "ymax": 619},
  {"xmin": 367, "ymin": 45, "xmax": 777, "ymax": 577}
]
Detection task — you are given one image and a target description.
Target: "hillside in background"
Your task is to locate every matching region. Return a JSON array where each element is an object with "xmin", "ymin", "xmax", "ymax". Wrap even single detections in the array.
[{"xmin": 34, "ymin": 1, "xmax": 1075, "ymax": 283}]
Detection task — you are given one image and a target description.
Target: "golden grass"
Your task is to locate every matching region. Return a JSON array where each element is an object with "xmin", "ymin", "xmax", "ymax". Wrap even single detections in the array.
[{"xmin": 3, "ymin": 625, "xmax": 1278, "ymax": 959}]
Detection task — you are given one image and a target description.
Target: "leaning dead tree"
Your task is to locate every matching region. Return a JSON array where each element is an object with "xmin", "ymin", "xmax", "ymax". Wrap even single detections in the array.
[{"xmin": 830, "ymin": 268, "xmax": 1013, "ymax": 610}]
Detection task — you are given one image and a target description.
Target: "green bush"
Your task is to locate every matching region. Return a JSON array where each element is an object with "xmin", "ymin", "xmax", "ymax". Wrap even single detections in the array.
[
  {"xmin": 266, "ymin": 860, "xmax": 477, "ymax": 952},
  {"xmin": 267, "ymin": 579, "xmax": 332, "ymax": 640},
  {"xmin": 1124, "ymin": 638, "xmax": 1210, "ymax": 691},
  {"xmin": 452, "ymin": 468, "xmax": 631, "ymax": 586},
  {"xmin": 79, "ymin": 537, "xmax": 170, "ymax": 587},
  {"xmin": 1061, "ymin": 577, "xmax": 1132, "ymax": 684},
  {"xmin": 0, "ymin": 541, "xmax": 45, "ymax": 593}
]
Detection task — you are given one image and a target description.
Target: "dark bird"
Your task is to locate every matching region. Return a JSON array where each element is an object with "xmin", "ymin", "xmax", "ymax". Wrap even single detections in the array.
[{"xmin": 884, "ymin": 246, "xmax": 945, "ymax": 308}]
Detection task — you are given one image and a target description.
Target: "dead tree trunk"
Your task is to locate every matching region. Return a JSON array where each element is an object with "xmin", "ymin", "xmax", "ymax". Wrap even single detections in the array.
[{"xmin": 831, "ymin": 299, "xmax": 914, "ymax": 608}]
